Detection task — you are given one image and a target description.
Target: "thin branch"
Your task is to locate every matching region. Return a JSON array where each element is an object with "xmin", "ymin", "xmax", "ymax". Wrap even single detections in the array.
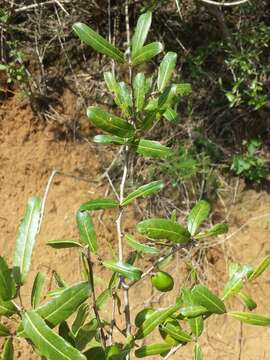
[
  {"xmin": 198, "ymin": 0, "xmax": 249, "ymax": 6},
  {"xmin": 163, "ymin": 343, "xmax": 184, "ymax": 360}
]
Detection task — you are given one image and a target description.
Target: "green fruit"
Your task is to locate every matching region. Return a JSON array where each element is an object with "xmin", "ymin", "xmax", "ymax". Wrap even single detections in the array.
[
  {"xmin": 135, "ymin": 308, "xmax": 155, "ymax": 328},
  {"xmin": 151, "ymin": 271, "xmax": 174, "ymax": 292}
]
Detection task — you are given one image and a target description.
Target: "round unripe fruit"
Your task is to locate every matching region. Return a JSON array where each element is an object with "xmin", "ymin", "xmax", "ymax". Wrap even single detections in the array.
[
  {"xmin": 135, "ymin": 308, "xmax": 155, "ymax": 328},
  {"xmin": 151, "ymin": 271, "xmax": 174, "ymax": 292}
]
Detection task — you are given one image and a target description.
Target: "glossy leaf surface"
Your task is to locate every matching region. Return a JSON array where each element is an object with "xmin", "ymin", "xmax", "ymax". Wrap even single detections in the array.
[
  {"xmin": 121, "ymin": 180, "xmax": 164, "ymax": 206},
  {"xmin": 13, "ymin": 197, "xmax": 41, "ymax": 284},
  {"xmin": 158, "ymin": 52, "xmax": 177, "ymax": 92},
  {"xmin": 124, "ymin": 234, "xmax": 159, "ymax": 254},
  {"xmin": 103, "ymin": 260, "xmax": 142, "ymax": 281},
  {"xmin": 137, "ymin": 218, "xmax": 191, "ymax": 243},
  {"xmin": 188, "ymin": 200, "xmax": 210, "ymax": 236},
  {"xmin": 73, "ymin": 23, "xmax": 124, "ymax": 63},
  {"xmin": 76, "ymin": 211, "xmax": 97, "ymax": 252},
  {"xmin": 31, "ymin": 272, "xmax": 46, "ymax": 309},
  {"xmin": 23, "ymin": 311, "xmax": 87, "ymax": 360},
  {"xmin": 79, "ymin": 198, "xmax": 118, "ymax": 212}
]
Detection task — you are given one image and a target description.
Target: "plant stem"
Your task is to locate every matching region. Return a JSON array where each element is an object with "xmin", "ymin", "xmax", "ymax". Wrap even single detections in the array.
[{"xmin": 86, "ymin": 249, "xmax": 106, "ymax": 348}]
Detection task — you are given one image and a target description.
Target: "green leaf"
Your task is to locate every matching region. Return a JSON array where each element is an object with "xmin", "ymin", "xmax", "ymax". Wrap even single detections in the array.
[
  {"xmin": 248, "ymin": 256, "xmax": 270, "ymax": 281},
  {"xmin": 72, "ymin": 23, "xmax": 124, "ymax": 63},
  {"xmin": 188, "ymin": 200, "xmax": 211, "ymax": 236},
  {"xmin": 223, "ymin": 265, "xmax": 253, "ymax": 301},
  {"xmin": 157, "ymin": 85, "xmax": 177, "ymax": 110},
  {"xmin": 121, "ymin": 180, "xmax": 164, "ymax": 206},
  {"xmin": 76, "ymin": 211, "xmax": 97, "ymax": 252},
  {"xmin": 84, "ymin": 347, "xmax": 105, "ymax": 360},
  {"xmin": 135, "ymin": 343, "xmax": 171, "ymax": 358},
  {"xmin": 132, "ymin": 42, "xmax": 163, "ymax": 66},
  {"xmin": 13, "ymin": 197, "xmax": 42, "ymax": 285},
  {"xmin": 36, "ymin": 282, "xmax": 90, "ymax": 327},
  {"xmin": 23, "ymin": 311, "xmax": 87, "ymax": 360},
  {"xmin": 124, "ymin": 234, "xmax": 159, "ymax": 254},
  {"xmin": 0, "ymin": 299, "xmax": 17, "ymax": 317},
  {"xmin": 87, "ymin": 106, "xmax": 134, "ymax": 138},
  {"xmin": 93, "ymin": 135, "xmax": 126, "ymax": 146},
  {"xmin": 163, "ymin": 108, "xmax": 178, "ymax": 122},
  {"xmin": 175, "ymin": 83, "xmax": 192, "ymax": 96},
  {"xmin": 136, "ymin": 139, "xmax": 173, "ymax": 158},
  {"xmin": 79, "ymin": 198, "xmax": 119, "ymax": 212},
  {"xmin": 228, "ymin": 312, "xmax": 270, "ymax": 326},
  {"xmin": 194, "ymin": 223, "xmax": 228, "ymax": 240},
  {"xmin": 181, "ymin": 288, "xmax": 204, "ymax": 337},
  {"xmin": 194, "ymin": 343, "xmax": 202, "ymax": 360},
  {"xmin": 31, "ymin": 272, "xmax": 46, "ymax": 309},
  {"xmin": 0, "ymin": 323, "xmax": 10, "ymax": 336},
  {"xmin": 158, "ymin": 52, "xmax": 177, "ymax": 92},
  {"xmin": 103, "ymin": 260, "xmax": 142, "ymax": 281},
  {"xmin": 0, "ymin": 257, "xmax": 15, "ymax": 301},
  {"xmin": 161, "ymin": 322, "xmax": 192, "ymax": 343},
  {"xmin": 133, "ymin": 73, "xmax": 146, "ymax": 112},
  {"xmin": 118, "ymin": 82, "xmax": 132, "ymax": 116},
  {"xmin": 47, "ymin": 240, "xmax": 83, "ymax": 249},
  {"xmin": 238, "ymin": 292, "xmax": 257, "ymax": 311},
  {"xmin": 59, "ymin": 321, "xmax": 75, "ymax": 346},
  {"xmin": 137, "ymin": 218, "xmax": 191, "ymax": 244},
  {"xmin": 135, "ymin": 303, "xmax": 180, "ymax": 339},
  {"xmin": 1, "ymin": 338, "xmax": 14, "ymax": 360},
  {"xmin": 192, "ymin": 285, "xmax": 226, "ymax": 314},
  {"xmin": 75, "ymin": 319, "xmax": 98, "ymax": 351},
  {"xmin": 72, "ymin": 304, "xmax": 89, "ymax": 336},
  {"xmin": 96, "ymin": 289, "xmax": 111, "ymax": 310},
  {"xmin": 131, "ymin": 11, "xmax": 152, "ymax": 57},
  {"xmin": 180, "ymin": 305, "xmax": 208, "ymax": 318}
]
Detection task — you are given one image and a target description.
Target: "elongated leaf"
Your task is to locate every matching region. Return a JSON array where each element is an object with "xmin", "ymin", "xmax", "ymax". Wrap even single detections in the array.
[
  {"xmin": 87, "ymin": 107, "xmax": 134, "ymax": 138},
  {"xmin": 223, "ymin": 265, "xmax": 253, "ymax": 301},
  {"xmin": 72, "ymin": 304, "xmax": 89, "ymax": 336},
  {"xmin": 132, "ymin": 42, "xmax": 163, "ymax": 66},
  {"xmin": 76, "ymin": 211, "xmax": 97, "ymax": 252},
  {"xmin": 0, "ymin": 257, "xmax": 15, "ymax": 301},
  {"xmin": 161, "ymin": 322, "xmax": 192, "ymax": 342},
  {"xmin": 124, "ymin": 234, "xmax": 159, "ymax": 254},
  {"xmin": 157, "ymin": 85, "xmax": 177, "ymax": 110},
  {"xmin": 238, "ymin": 292, "xmax": 257, "ymax": 311},
  {"xmin": 194, "ymin": 223, "xmax": 228, "ymax": 240},
  {"xmin": 158, "ymin": 52, "xmax": 177, "ymax": 92},
  {"xmin": 79, "ymin": 198, "xmax": 119, "ymax": 212},
  {"xmin": 137, "ymin": 218, "xmax": 191, "ymax": 244},
  {"xmin": 180, "ymin": 305, "xmax": 208, "ymax": 318},
  {"xmin": 135, "ymin": 343, "xmax": 171, "ymax": 358},
  {"xmin": 228, "ymin": 312, "xmax": 270, "ymax": 326},
  {"xmin": 132, "ymin": 11, "xmax": 152, "ymax": 57},
  {"xmin": 248, "ymin": 256, "xmax": 270, "ymax": 281},
  {"xmin": 176, "ymin": 83, "xmax": 192, "ymax": 96},
  {"xmin": 93, "ymin": 134, "xmax": 126, "ymax": 146},
  {"xmin": 75, "ymin": 319, "xmax": 98, "ymax": 351},
  {"xmin": 31, "ymin": 272, "xmax": 46, "ymax": 309},
  {"xmin": 194, "ymin": 343, "xmax": 202, "ymax": 360},
  {"xmin": 36, "ymin": 282, "xmax": 90, "ymax": 327},
  {"xmin": 121, "ymin": 181, "xmax": 164, "ymax": 206},
  {"xmin": 0, "ymin": 299, "xmax": 16, "ymax": 317},
  {"xmin": 181, "ymin": 288, "xmax": 204, "ymax": 337},
  {"xmin": 84, "ymin": 347, "xmax": 105, "ymax": 360},
  {"xmin": 103, "ymin": 260, "xmax": 142, "ymax": 281},
  {"xmin": 163, "ymin": 107, "xmax": 178, "ymax": 122},
  {"xmin": 13, "ymin": 197, "xmax": 41, "ymax": 285},
  {"xmin": 47, "ymin": 240, "xmax": 83, "ymax": 249},
  {"xmin": 96, "ymin": 289, "xmax": 111, "ymax": 310},
  {"xmin": 188, "ymin": 200, "xmax": 210, "ymax": 236},
  {"xmin": 192, "ymin": 285, "xmax": 226, "ymax": 314},
  {"xmin": 73, "ymin": 23, "xmax": 124, "ymax": 63},
  {"xmin": 0, "ymin": 323, "xmax": 10, "ymax": 336},
  {"xmin": 118, "ymin": 82, "xmax": 132, "ymax": 116},
  {"xmin": 23, "ymin": 311, "xmax": 87, "ymax": 360},
  {"xmin": 136, "ymin": 139, "xmax": 173, "ymax": 158},
  {"xmin": 133, "ymin": 73, "xmax": 146, "ymax": 112},
  {"xmin": 135, "ymin": 303, "xmax": 180, "ymax": 339},
  {"xmin": 59, "ymin": 321, "xmax": 76, "ymax": 346},
  {"xmin": 1, "ymin": 338, "xmax": 14, "ymax": 360}
]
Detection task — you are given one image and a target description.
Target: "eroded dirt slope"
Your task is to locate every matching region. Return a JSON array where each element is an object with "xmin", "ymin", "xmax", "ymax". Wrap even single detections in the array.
[{"xmin": 0, "ymin": 95, "xmax": 270, "ymax": 359}]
